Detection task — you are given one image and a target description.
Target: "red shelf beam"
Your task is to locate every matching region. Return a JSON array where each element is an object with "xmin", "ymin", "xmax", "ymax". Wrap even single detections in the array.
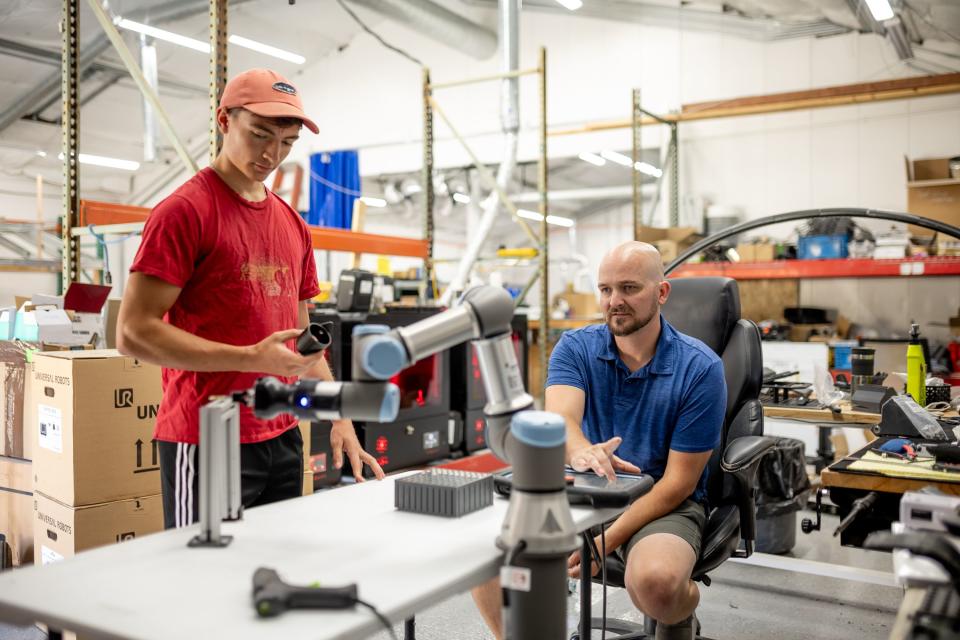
[
  {"xmin": 670, "ymin": 257, "xmax": 960, "ymax": 280},
  {"xmin": 79, "ymin": 200, "xmax": 428, "ymax": 259}
]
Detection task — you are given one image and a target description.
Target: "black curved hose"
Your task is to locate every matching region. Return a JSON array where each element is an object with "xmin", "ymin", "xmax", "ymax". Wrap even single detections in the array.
[{"xmin": 664, "ymin": 208, "xmax": 960, "ymax": 275}]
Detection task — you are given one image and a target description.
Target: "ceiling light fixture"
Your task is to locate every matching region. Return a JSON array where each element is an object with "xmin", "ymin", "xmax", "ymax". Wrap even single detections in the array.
[
  {"xmin": 228, "ymin": 35, "xmax": 305, "ymax": 65},
  {"xmin": 600, "ymin": 150, "xmax": 634, "ymax": 167},
  {"xmin": 634, "ymin": 161, "xmax": 663, "ymax": 178},
  {"xmin": 554, "ymin": 0, "xmax": 583, "ymax": 10},
  {"xmin": 578, "ymin": 151, "xmax": 606, "ymax": 167},
  {"xmin": 115, "ymin": 18, "xmax": 209, "ymax": 52},
  {"xmin": 359, "ymin": 196, "xmax": 387, "ymax": 208},
  {"xmin": 58, "ymin": 152, "xmax": 140, "ymax": 171},
  {"xmin": 453, "ymin": 192, "xmax": 471, "ymax": 204},
  {"xmin": 863, "ymin": 0, "xmax": 894, "ymax": 22},
  {"xmin": 517, "ymin": 208, "xmax": 575, "ymax": 227},
  {"xmin": 116, "ymin": 18, "xmax": 305, "ymax": 64}
]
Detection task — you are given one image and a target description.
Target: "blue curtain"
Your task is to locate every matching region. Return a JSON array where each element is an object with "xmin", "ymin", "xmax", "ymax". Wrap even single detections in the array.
[{"xmin": 308, "ymin": 150, "xmax": 359, "ymax": 228}]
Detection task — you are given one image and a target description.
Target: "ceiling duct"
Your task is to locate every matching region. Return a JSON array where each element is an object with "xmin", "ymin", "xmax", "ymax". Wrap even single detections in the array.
[
  {"xmin": 462, "ymin": 0, "xmax": 850, "ymax": 41},
  {"xmin": 345, "ymin": 0, "xmax": 498, "ymax": 60},
  {"xmin": 0, "ymin": 0, "xmax": 256, "ymax": 135}
]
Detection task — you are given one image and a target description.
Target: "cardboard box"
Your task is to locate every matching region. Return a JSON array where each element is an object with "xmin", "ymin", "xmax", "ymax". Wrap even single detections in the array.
[
  {"xmin": 0, "ymin": 454, "xmax": 34, "ymax": 566},
  {"xmin": 302, "ymin": 471, "xmax": 314, "ymax": 496},
  {"xmin": 0, "ymin": 340, "xmax": 36, "ymax": 459},
  {"xmin": 636, "ymin": 226, "xmax": 702, "ymax": 264},
  {"xmin": 299, "ymin": 421, "xmax": 311, "ymax": 460},
  {"xmin": 789, "ymin": 323, "xmax": 836, "ymax": 342},
  {"xmin": 33, "ymin": 491, "xmax": 162, "ymax": 565},
  {"xmin": 905, "ymin": 157, "xmax": 960, "ymax": 238},
  {"xmin": 553, "ymin": 283, "xmax": 600, "ymax": 318},
  {"xmin": 29, "ymin": 350, "xmax": 162, "ymax": 506},
  {"xmin": 937, "ymin": 236, "xmax": 960, "ymax": 257},
  {"xmin": 104, "ymin": 299, "xmax": 122, "ymax": 349},
  {"xmin": 736, "ymin": 243, "xmax": 776, "ymax": 263}
]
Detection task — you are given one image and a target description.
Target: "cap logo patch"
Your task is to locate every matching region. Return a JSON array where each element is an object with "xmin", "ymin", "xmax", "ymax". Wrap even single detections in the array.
[{"xmin": 272, "ymin": 81, "xmax": 297, "ymax": 95}]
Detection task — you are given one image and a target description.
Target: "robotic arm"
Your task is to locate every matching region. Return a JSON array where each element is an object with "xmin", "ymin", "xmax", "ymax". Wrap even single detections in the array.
[
  {"xmin": 194, "ymin": 287, "xmax": 577, "ymax": 639},
  {"xmin": 350, "ymin": 286, "xmax": 535, "ymax": 463}
]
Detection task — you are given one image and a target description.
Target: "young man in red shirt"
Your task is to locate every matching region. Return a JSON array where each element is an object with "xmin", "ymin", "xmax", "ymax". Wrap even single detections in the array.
[{"xmin": 118, "ymin": 68, "xmax": 383, "ymax": 529}]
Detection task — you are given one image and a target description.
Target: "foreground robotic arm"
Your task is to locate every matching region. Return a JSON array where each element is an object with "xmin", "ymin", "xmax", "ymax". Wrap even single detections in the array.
[{"xmin": 352, "ymin": 286, "xmax": 578, "ymax": 640}]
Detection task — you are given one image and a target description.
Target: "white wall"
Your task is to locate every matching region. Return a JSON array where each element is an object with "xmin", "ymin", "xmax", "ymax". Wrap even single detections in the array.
[{"xmin": 282, "ymin": 9, "xmax": 960, "ymax": 313}]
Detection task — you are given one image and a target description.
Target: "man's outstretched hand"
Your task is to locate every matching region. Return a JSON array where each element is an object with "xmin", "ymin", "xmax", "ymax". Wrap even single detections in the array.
[{"xmin": 568, "ymin": 436, "xmax": 641, "ymax": 481}]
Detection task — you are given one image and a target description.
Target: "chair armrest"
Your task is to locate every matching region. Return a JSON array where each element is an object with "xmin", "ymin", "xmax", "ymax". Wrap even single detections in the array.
[
  {"xmin": 720, "ymin": 435, "xmax": 778, "ymax": 555},
  {"xmin": 720, "ymin": 435, "xmax": 778, "ymax": 473}
]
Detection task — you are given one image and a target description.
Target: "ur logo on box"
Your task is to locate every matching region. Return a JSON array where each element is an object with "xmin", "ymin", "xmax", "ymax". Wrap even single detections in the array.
[
  {"xmin": 114, "ymin": 388, "xmax": 134, "ymax": 408},
  {"xmin": 116, "ymin": 531, "xmax": 136, "ymax": 542}
]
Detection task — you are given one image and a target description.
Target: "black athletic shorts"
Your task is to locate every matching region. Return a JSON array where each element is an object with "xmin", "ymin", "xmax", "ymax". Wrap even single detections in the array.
[{"xmin": 158, "ymin": 426, "xmax": 303, "ymax": 529}]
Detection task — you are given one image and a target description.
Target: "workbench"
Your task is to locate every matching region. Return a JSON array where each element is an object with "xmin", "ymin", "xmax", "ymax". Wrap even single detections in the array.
[
  {"xmin": 0, "ymin": 472, "xmax": 628, "ymax": 640},
  {"xmin": 820, "ymin": 439, "xmax": 960, "ymax": 547}
]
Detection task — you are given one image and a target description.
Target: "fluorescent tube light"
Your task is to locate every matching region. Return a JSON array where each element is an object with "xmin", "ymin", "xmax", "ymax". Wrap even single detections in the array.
[
  {"xmin": 58, "ymin": 152, "xmax": 140, "ymax": 171},
  {"xmin": 517, "ymin": 209, "xmax": 574, "ymax": 227},
  {"xmin": 600, "ymin": 150, "xmax": 634, "ymax": 167},
  {"xmin": 578, "ymin": 152, "xmax": 606, "ymax": 167},
  {"xmin": 228, "ymin": 35, "xmax": 305, "ymax": 65},
  {"xmin": 115, "ymin": 18, "xmax": 209, "ymax": 53},
  {"xmin": 453, "ymin": 192, "xmax": 471, "ymax": 204},
  {"xmin": 555, "ymin": 0, "xmax": 583, "ymax": 10},
  {"xmin": 863, "ymin": 0, "xmax": 894, "ymax": 21},
  {"xmin": 546, "ymin": 215, "xmax": 574, "ymax": 227},
  {"xmin": 634, "ymin": 161, "xmax": 663, "ymax": 178},
  {"xmin": 359, "ymin": 196, "xmax": 387, "ymax": 208},
  {"xmin": 116, "ymin": 18, "xmax": 306, "ymax": 64}
]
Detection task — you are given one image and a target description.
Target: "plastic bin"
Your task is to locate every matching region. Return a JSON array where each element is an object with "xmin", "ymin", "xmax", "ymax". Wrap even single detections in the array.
[{"xmin": 797, "ymin": 234, "xmax": 848, "ymax": 260}]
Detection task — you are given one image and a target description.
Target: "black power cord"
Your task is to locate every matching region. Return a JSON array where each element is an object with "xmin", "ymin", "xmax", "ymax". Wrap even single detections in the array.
[
  {"xmin": 355, "ymin": 597, "xmax": 399, "ymax": 640},
  {"xmin": 335, "ymin": 0, "xmax": 424, "ymax": 67}
]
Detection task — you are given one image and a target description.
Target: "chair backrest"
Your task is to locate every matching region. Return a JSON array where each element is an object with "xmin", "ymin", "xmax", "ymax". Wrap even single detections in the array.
[{"xmin": 662, "ymin": 277, "xmax": 764, "ymax": 509}]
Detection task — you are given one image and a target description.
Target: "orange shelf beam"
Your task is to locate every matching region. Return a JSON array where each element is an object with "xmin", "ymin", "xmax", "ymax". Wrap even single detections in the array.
[
  {"xmin": 80, "ymin": 200, "xmax": 150, "ymax": 226},
  {"xmin": 308, "ymin": 226, "xmax": 428, "ymax": 258},
  {"xmin": 79, "ymin": 199, "xmax": 428, "ymax": 258}
]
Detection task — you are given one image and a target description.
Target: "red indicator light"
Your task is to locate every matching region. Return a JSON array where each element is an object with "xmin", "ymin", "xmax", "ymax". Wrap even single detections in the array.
[
  {"xmin": 474, "ymin": 419, "xmax": 484, "ymax": 432},
  {"xmin": 377, "ymin": 455, "xmax": 389, "ymax": 467},
  {"xmin": 375, "ymin": 436, "xmax": 389, "ymax": 453},
  {"xmin": 416, "ymin": 389, "xmax": 425, "ymax": 406},
  {"xmin": 475, "ymin": 435, "xmax": 485, "ymax": 446}
]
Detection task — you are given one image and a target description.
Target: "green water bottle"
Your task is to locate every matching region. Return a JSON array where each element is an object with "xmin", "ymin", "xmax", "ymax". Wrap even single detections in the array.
[{"xmin": 906, "ymin": 323, "xmax": 926, "ymax": 406}]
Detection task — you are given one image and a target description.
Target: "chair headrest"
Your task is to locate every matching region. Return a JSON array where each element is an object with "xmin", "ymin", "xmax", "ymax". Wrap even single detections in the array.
[{"xmin": 662, "ymin": 277, "xmax": 741, "ymax": 355}]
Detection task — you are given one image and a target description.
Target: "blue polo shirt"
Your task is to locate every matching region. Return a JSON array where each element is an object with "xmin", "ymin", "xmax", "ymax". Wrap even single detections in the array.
[{"xmin": 546, "ymin": 317, "xmax": 726, "ymax": 504}]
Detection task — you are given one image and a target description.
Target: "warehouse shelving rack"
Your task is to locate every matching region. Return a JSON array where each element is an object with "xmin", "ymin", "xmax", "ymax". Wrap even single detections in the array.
[
  {"xmin": 422, "ymin": 47, "xmax": 550, "ymax": 399},
  {"xmin": 56, "ymin": 0, "xmax": 430, "ymax": 291}
]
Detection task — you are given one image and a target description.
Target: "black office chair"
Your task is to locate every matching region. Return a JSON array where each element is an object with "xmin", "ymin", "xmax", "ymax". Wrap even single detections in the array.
[{"xmin": 578, "ymin": 277, "xmax": 778, "ymax": 639}]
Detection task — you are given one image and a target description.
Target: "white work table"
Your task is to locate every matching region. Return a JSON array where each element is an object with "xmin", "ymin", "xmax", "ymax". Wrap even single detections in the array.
[{"xmin": 0, "ymin": 472, "xmax": 625, "ymax": 640}]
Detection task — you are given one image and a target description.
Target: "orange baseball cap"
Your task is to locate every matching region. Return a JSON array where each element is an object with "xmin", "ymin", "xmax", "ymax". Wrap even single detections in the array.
[{"xmin": 219, "ymin": 68, "xmax": 318, "ymax": 134}]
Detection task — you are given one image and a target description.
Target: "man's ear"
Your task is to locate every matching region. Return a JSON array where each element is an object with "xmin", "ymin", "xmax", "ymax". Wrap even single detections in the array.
[
  {"xmin": 215, "ymin": 107, "xmax": 231, "ymax": 135},
  {"xmin": 658, "ymin": 280, "xmax": 671, "ymax": 305}
]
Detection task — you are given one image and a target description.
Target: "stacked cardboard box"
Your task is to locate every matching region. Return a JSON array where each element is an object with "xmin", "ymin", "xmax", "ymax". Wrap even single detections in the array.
[
  {"xmin": 29, "ymin": 350, "xmax": 164, "ymax": 565},
  {"xmin": 0, "ymin": 454, "xmax": 32, "ymax": 567},
  {"xmin": 905, "ymin": 156, "xmax": 960, "ymax": 242}
]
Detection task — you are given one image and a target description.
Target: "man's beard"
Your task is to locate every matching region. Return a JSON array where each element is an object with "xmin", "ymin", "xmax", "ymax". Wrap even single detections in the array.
[{"xmin": 606, "ymin": 300, "xmax": 658, "ymax": 336}]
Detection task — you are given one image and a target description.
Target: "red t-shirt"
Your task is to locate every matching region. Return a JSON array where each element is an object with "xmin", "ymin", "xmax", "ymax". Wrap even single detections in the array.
[{"xmin": 130, "ymin": 167, "xmax": 320, "ymax": 444}]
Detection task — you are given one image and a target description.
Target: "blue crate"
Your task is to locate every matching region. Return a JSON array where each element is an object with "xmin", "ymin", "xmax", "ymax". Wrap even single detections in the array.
[
  {"xmin": 831, "ymin": 341, "xmax": 858, "ymax": 370},
  {"xmin": 798, "ymin": 234, "xmax": 848, "ymax": 260}
]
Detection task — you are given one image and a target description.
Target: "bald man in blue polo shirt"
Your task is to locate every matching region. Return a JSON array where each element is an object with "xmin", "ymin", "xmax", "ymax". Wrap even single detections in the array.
[{"xmin": 472, "ymin": 241, "xmax": 726, "ymax": 640}]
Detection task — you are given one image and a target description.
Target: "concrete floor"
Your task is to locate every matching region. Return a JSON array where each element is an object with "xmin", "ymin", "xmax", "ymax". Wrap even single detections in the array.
[
  {"xmin": 0, "ymin": 509, "xmax": 902, "ymax": 640},
  {"xmin": 364, "ymin": 510, "xmax": 902, "ymax": 640}
]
